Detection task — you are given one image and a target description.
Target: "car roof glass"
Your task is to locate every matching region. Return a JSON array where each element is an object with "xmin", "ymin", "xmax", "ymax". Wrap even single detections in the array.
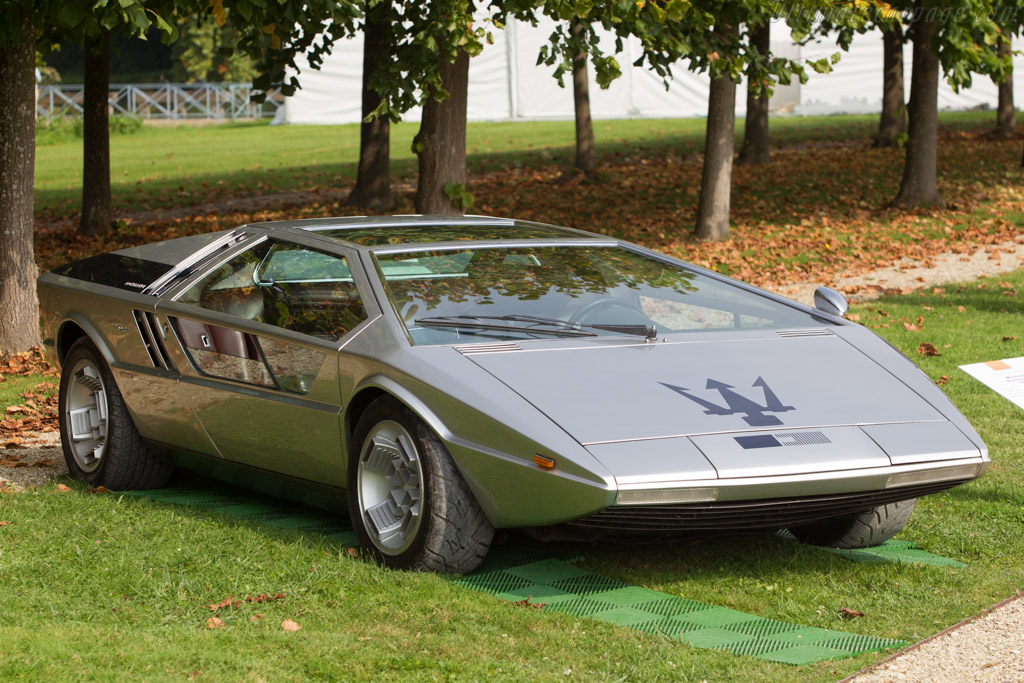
[{"xmin": 311, "ymin": 223, "xmax": 580, "ymax": 246}]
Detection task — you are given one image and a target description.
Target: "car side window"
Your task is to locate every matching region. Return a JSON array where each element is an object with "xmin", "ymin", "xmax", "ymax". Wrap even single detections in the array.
[{"xmin": 177, "ymin": 240, "xmax": 368, "ymax": 341}]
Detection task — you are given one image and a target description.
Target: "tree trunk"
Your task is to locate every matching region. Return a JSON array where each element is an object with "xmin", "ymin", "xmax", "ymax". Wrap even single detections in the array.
[
  {"xmin": 892, "ymin": 13, "xmax": 943, "ymax": 208},
  {"xmin": 738, "ymin": 22, "xmax": 770, "ymax": 165},
  {"xmin": 695, "ymin": 55, "xmax": 737, "ymax": 241},
  {"xmin": 414, "ymin": 49, "xmax": 470, "ymax": 214},
  {"xmin": 875, "ymin": 24, "xmax": 906, "ymax": 148},
  {"xmin": 346, "ymin": 0, "xmax": 393, "ymax": 210},
  {"xmin": 996, "ymin": 35, "xmax": 1015, "ymax": 138},
  {"xmin": 0, "ymin": 7, "xmax": 41, "ymax": 353},
  {"xmin": 79, "ymin": 30, "xmax": 112, "ymax": 235},
  {"xmin": 572, "ymin": 24, "xmax": 595, "ymax": 173}
]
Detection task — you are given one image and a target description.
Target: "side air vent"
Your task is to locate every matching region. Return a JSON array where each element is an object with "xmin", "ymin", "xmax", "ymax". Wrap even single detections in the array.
[
  {"xmin": 775, "ymin": 328, "xmax": 834, "ymax": 338},
  {"xmin": 455, "ymin": 342, "xmax": 523, "ymax": 355},
  {"xmin": 133, "ymin": 311, "xmax": 174, "ymax": 371}
]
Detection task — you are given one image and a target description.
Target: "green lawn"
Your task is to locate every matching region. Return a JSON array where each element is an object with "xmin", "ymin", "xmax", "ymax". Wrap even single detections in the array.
[
  {"xmin": 2, "ymin": 267, "xmax": 1023, "ymax": 680},
  {"xmin": 34, "ymin": 110, "xmax": 993, "ymax": 217}
]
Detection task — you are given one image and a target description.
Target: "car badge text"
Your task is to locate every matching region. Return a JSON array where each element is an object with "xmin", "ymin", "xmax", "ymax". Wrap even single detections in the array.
[{"xmin": 660, "ymin": 377, "xmax": 795, "ymax": 427}]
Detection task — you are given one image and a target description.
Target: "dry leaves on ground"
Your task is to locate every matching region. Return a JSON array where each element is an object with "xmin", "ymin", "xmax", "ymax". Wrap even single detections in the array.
[
  {"xmin": 30, "ymin": 129, "xmax": 1024, "ymax": 298},
  {"xmin": 0, "ymin": 347, "xmax": 58, "ymax": 382},
  {"xmin": 1, "ymin": 386, "xmax": 59, "ymax": 452},
  {"xmin": 281, "ymin": 619, "xmax": 301, "ymax": 632}
]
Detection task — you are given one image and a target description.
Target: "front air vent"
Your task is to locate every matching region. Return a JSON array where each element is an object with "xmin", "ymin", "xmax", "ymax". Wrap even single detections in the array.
[
  {"xmin": 133, "ymin": 311, "xmax": 174, "ymax": 371},
  {"xmin": 775, "ymin": 328, "xmax": 834, "ymax": 338},
  {"xmin": 455, "ymin": 342, "xmax": 523, "ymax": 355}
]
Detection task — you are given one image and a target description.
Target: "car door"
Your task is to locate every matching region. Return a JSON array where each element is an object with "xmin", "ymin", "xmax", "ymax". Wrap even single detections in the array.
[{"xmin": 155, "ymin": 234, "xmax": 379, "ymax": 487}]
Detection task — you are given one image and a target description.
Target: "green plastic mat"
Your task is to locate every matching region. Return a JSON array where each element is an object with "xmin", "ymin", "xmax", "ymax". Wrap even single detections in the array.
[
  {"xmin": 819, "ymin": 540, "xmax": 967, "ymax": 568},
  {"xmin": 128, "ymin": 485, "xmax": 908, "ymax": 664},
  {"xmin": 126, "ymin": 486, "xmax": 358, "ymax": 547},
  {"xmin": 455, "ymin": 558, "xmax": 907, "ymax": 665},
  {"xmin": 776, "ymin": 530, "xmax": 967, "ymax": 568}
]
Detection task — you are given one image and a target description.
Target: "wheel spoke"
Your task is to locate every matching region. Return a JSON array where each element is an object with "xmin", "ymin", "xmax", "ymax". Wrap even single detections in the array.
[{"xmin": 363, "ymin": 438, "xmax": 399, "ymax": 477}]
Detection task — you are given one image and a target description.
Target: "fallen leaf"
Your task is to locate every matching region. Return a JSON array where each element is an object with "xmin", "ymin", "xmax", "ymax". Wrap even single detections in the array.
[
  {"xmin": 346, "ymin": 547, "xmax": 360, "ymax": 559},
  {"xmin": 250, "ymin": 614, "xmax": 264, "ymax": 622},
  {"xmin": 208, "ymin": 597, "xmax": 241, "ymax": 612},
  {"xmin": 917, "ymin": 343, "xmax": 941, "ymax": 357},
  {"xmin": 33, "ymin": 459, "xmax": 55, "ymax": 467},
  {"xmin": 56, "ymin": 483, "xmax": 71, "ymax": 492},
  {"xmin": 511, "ymin": 596, "xmax": 547, "ymax": 610},
  {"xmin": 936, "ymin": 376, "xmax": 950, "ymax": 385},
  {"xmin": 86, "ymin": 486, "xmax": 108, "ymax": 494},
  {"xmin": 1003, "ymin": 336, "xmax": 1018, "ymax": 342},
  {"xmin": 838, "ymin": 607, "xmax": 865, "ymax": 619},
  {"xmin": 206, "ymin": 616, "xmax": 225, "ymax": 629},
  {"xmin": 957, "ymin": 305, "xmax": 966, "ymax": 312},
  {"xmin": 282, "ymin": 619, "xmax": 301, "ymax": 632},
  {"xmin": 846, "ymin": 313, "xmax": 861, "ymax": 322},
  {"xmin": 0, "ymin": 521, "xmax": 9, "ymax": 526}
]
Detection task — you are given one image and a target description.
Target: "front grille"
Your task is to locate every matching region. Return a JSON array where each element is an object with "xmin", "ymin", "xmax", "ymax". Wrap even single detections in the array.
[{"xmin": 567, "ymin": 480, "xmax": 965, "ymax": 534}]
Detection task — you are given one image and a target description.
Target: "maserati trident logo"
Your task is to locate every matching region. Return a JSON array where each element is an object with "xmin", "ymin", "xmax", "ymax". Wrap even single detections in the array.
[{"xmin": 661, "ymin": 377, "xmax": 795, "ymax": 427}]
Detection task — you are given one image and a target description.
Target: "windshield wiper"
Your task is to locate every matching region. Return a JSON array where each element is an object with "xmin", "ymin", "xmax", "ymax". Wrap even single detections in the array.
[
  {"xmin": 414, "ymin": 315, "xmax": 596, "ymax": 337},
  {"xmin": 415, "ymin": 314, "xmax": 657, "ymax": 340}
]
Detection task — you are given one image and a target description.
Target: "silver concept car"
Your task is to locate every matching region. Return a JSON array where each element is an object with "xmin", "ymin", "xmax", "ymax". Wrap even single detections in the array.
[{"xmin": 38, "ymin": 215, "xmax": 988, "ymax": 573}]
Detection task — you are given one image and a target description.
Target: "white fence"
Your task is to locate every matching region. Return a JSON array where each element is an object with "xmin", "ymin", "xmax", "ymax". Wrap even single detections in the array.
[{"xmin": 37, "ymin": 83, "xmax": 285, "ymax": 120}]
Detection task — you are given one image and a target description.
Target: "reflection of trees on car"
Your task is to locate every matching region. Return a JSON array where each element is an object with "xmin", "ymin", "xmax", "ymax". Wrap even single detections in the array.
[
  {"xmin": 179, "ymin": 240, "xmax": 366, "ymax": 341},
  {"xmin": 379, "ymin": 247, "xmax": 698, "ymax": 313}
]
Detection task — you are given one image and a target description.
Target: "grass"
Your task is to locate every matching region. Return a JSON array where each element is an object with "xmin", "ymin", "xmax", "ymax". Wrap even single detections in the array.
[
  {"xmin": 3, "ymin": 268, "xmax": 1024, "ymax": 680},
  {"xmin": 0, "ymin": 374, "xmax": 52, "ymax": 408},
  {"xmin": 33, "ymin": 110, "xmax": 993, "ymax": 218}
]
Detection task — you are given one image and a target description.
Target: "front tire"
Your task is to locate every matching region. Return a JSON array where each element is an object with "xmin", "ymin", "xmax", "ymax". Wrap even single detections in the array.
[
  {"xmin": 788, "ymin": 499, "xmax": 917, "ymax": 548},
  {"xmin": 59, "ymin": 338, "xmax": 173, "ymax": 489},
  {"xmin": 348, "ymin": 397, "xmax": 493, "ymax": 574}
]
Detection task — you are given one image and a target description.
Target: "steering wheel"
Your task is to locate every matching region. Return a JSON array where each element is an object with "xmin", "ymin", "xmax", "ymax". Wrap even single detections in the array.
[{"xmin": 568, "ymin": 298, "xmax": 644, "ymax": 324}]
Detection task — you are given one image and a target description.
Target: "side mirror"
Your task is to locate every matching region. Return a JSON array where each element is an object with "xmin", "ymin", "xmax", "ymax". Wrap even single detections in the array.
[{"xmin": 813, "ymin": 286, "xmax": 849, "ymax": 318}]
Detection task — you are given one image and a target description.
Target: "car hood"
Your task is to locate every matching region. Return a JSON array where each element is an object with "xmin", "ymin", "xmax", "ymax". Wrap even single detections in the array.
[
  {"xmin": 463, "ymin": 330, "xmax": 982, "ymax": 482},
  {"xmin": 465, "ymin": 329, "xmax": 945, "ymax": 444}
]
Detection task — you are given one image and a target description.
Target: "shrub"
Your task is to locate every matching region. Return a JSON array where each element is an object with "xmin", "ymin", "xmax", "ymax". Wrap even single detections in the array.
[{"xmin": 35, "ymin": 115, "xmax": 144, "ymax": 146}]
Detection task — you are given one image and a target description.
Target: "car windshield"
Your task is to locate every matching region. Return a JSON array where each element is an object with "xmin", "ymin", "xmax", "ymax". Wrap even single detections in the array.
[{"xmin": 374, "ymin": 246, "xmax": 829, "ymax": 345}]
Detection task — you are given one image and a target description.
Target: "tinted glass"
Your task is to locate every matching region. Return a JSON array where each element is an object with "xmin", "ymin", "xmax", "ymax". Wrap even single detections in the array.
[
  {"xmin": 374, "ymin": 246, "xmax": 827, "ymax": 345},
  {"xmin": 314, "ymin": 224, "xmax": 579, "ymax": 246},
  {"xmin": 178, "ymin": 241, "xmax": 367, "ymax": 341}
]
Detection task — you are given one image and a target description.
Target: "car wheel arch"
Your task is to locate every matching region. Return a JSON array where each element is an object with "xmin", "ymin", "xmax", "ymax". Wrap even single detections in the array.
[
  {"xmin": 343, "ymin": 379, "xmax": 499, "ymax": 519},
  {"xmin": 56, "ymin": 316, "xmax": 115, "ymax": 369}
]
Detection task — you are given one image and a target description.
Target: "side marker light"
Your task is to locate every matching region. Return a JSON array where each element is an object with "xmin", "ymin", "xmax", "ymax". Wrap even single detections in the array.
[{"xmin": 533, "ymin": 455, "xmax": 556, "ymax": 470}]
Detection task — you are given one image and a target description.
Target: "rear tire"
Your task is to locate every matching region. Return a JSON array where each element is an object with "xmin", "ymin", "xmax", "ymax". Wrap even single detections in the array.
[
  {"xmin": 788, "ymin": 499, "xmax": 917, "ymax": 548},
  {"xmin": 348, "ymin": 396, "xmax": 493, "ymax": 574},
  {"xmin": 59, "ymin": 338, "xmax": 173, "ymax": 490}
]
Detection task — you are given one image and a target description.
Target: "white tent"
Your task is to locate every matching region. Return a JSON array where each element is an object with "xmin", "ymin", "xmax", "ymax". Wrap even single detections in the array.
[{"xmin": 277, "ymin": 19, "xmax": 1024, "ymax": 125}]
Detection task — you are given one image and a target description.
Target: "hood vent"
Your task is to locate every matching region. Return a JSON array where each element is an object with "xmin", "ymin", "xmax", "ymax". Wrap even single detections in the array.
[
  {"xmin": 775, "ymin": 328, "xmax": 834, "ymax": 338},
  {"xmin": 455, "ymin": 342, "xmax": 523, "ymax": 355},
  {"xmin": 133, "ymin": 311, "xmax": 174, "ymax": 371}
]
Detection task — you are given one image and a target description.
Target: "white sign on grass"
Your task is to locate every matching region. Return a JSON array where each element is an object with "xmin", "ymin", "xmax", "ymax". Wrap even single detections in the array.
[{"xmin": 959, "ymin": 356, "xmax": 1024, "ymax": 411}]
